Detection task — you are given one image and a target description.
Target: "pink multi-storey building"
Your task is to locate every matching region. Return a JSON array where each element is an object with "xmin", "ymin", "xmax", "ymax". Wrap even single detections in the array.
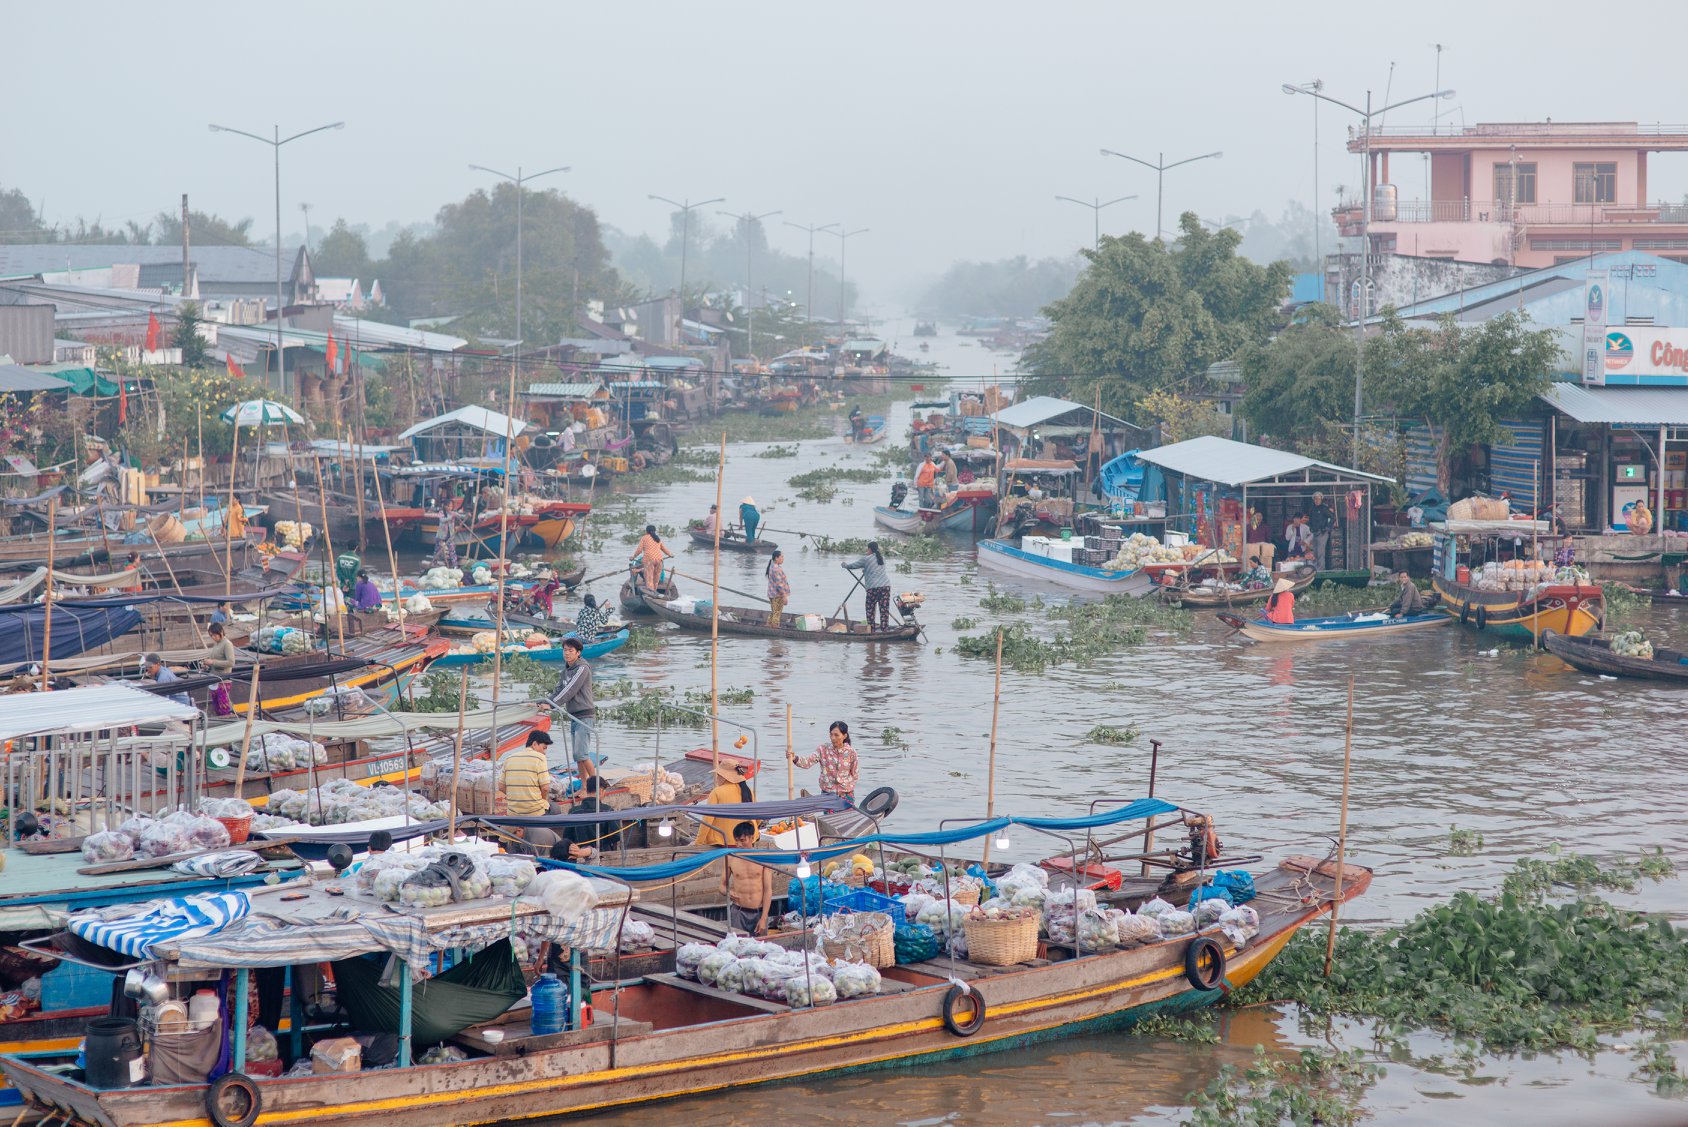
[{"xmin": 1337, "ymin": 121, "xmax": 1688, "ymax": 268}]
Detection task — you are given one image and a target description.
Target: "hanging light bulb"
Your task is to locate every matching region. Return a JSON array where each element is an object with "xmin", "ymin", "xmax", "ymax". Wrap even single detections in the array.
[
  {"xmin": 993, "ymin": 831, "xmax": 1011, "ymax": 851},
  {"xmin": 657, "ymin": 818, "xmax": 674, "ymax": 839},
  {"xmin": 795, "ymin": 854, "xmax": 812, "ymax": 880}
]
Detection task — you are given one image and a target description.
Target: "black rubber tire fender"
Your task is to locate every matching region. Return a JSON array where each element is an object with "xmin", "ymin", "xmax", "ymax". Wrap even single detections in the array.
[
  {"xmin": 207, "ymin": 1073, "xmax": 262, "ymax": 1127},
  {"xmin": 942, "ymin": 983, "xmax": 986, "ymax": 1037},
  {"xmin": 858, "ymin": 786, "xmax": 899, "ymax": 820},
  {"xmin": 1184, "ymin": 935, "xmax": 1227, "ymax": 992},
  {"xmin": 1474, "ymin": 606, "xmax": 1487, "ymax": 631},
  {"xmin": 1458, "ymin": 602, "xmax": 1470, "ymax": 626}
]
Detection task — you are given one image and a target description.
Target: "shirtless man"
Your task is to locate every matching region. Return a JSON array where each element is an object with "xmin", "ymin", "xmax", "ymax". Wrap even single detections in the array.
[{"xmin": 718, "ymin": 822, "xmax": 772, "ymax": 936}]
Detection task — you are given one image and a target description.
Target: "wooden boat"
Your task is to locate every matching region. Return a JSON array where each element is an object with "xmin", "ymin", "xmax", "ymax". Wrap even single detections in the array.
[
  {"xmin": 845, "ymin": 414, "xmax": 888, "ymax": 444},
  {"xmin": 687, "ymin": 527, "xmax": 778, "ymax": 555},
  {"xmin": 1218, "ymin": 609, "xmax": 1452, "ymax": 643},
  {"xmin": 873, "ymin": 489, "xmax": 996, "ymax": 537},
  {"xmin": 1161, "ymin": 565, "xmax": 1316, "ymax": 608},
  {"xmin": 392, "ymin": 578, "xmax": 540, "ymax": 607},
  {"xmin": 257, "ymin": 489, "xmax": 365, "ymax": 543},
  {"xmin": 1620, "ymin": 584, "xmax": 1688, "ymax": 605},
  {"xmin": 1431, "ymin": 573, "xmax": 1603, "ymax": 640},
  {"xmin": 429, "ymin": 627, "xmax": 631, "ymax": 668},
  {"xmin": 1312, "ymin": 568, "xmax": 1372, "ymax": 588},
  {"xmin": 1541, "ymin": 629, "xmax": 1688, "ymax": 682},
  {"xmin": 344, "ymin": 607, "xmax": 446, "ymax": 636},
  {"xmin": 976, "ymin": 537, "xmax": 1152, "ymax": 596},
  {"xmin": 620, "ymin": 571, "xmax": 678, "ymax": 616},
  {"xmin": 644, "ymin": 595, "xmax": 920, "ymax": 642},
  {"xmin": 0, "ymin": 827, "xmax": 1370, "ymax": 1127},
  {"xmin": 203, "ymin": 627, "xmax": 449, "ymax": 714}
]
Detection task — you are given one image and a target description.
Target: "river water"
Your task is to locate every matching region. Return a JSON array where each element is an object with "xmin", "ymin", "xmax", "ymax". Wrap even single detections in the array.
[{"xmin": 473, "ymin": 321, "xmax": 1688, "ymax": 1125}]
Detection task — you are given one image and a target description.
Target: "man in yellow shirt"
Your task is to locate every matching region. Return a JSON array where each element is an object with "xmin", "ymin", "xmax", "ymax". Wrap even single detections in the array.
[{"xmin": 500, "ymin": 729, "xmax": 557, "ymax": 853}]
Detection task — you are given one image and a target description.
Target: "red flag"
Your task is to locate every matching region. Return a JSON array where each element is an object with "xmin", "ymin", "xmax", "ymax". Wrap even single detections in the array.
[
  {"xmin": 145, "ymin": 312, "xmax": 160, "ymax": 352},
  {"xmin": 226, "ymin": 354, "xmax": 246, "ymax": 379},
  {"xmin": 343, "ymin": 345, "xmax": 353, "ymax": 376},
  {"xmin": 117, "ymin": 378, "xmax": 127, "ymax": 424},
  {"xmin": 325, "ymin": 331, "xmax": 338, "ymax": 374}
]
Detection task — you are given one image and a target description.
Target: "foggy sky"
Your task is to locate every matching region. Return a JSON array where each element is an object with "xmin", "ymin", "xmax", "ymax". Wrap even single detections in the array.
[{"xmin": 9, "ymin": 0, "xmax": 1688, "ymax": 304}]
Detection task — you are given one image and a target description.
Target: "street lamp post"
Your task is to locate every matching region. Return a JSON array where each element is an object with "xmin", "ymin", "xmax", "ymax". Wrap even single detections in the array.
[
  {"xmin": 1054, "ymin": 194, "xmax": 1139, "ymax": 249},
  {"xmin": 1280, "ymin": 82, "xmax": 1454, "ymax": 456},
  {"xmin": 649, "ymin": 195, "xmax": 725, "ymax": 343},
  {"xmin": 718, "ymin": 208, "xmax": 780, "ymax": 359},
  {"xmin": 783, "ymin": 221, "xmax": 839, "ymax": 339},
  {"xmin": 470, "ymin": 164, "xmax": 570, "ymax": 373},
  {"xmin": 829, "ymin": 227, "xmax": 868, "ymax": 327},
  {"xmin": 1282, "ymin": 80, "xmax": 1324, "ymax": 268},
  {"xmin": 1098, "ymin": 148, "xmax": 1222, "ymax": 240},
  {"xmin": 209, "ymin": 120, "xmax": 344, "ymax": 395}
]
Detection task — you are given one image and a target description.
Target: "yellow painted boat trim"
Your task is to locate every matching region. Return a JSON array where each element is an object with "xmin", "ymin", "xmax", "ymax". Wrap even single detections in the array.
[
  {"xmin": 127, "ymin": 905, "xmax": 1330, "ymax": 1127},
  {"xmin": 231, "ymin": 653, "xmax": 427, "ymax": 713}
]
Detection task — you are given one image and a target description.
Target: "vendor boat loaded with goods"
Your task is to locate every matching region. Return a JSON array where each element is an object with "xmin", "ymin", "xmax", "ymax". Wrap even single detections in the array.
[
  {"xmin": 0, "ymin": 782, "xmax": 1370, "ymax": 1127},
  {"xmin": 1430, "ymin": 518, "xmax": 1603, "ymax": 639}
]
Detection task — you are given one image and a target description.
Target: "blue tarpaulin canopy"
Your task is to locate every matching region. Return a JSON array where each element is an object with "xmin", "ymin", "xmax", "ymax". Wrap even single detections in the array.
[{"xmin": 0, "ymin": 604, "xmax": 142, "ymax": 665}]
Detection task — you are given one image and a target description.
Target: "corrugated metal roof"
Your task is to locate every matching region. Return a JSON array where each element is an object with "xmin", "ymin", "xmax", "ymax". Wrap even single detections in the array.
[
  {"xmin": 0, "ymin": 244, "xmax": 303, "ymax": 285},
  {"xmin": 1134, "ymin": 435, "xmax": 1396, "ymax": 487},
  {"xmin": 1539, "ymin": 383, "xmax": 1688, "ymax": 426},
  {"xmin": 993, "ymin": 395, "xmax": 1142, "ymax": 432},
  {"xmin": 525, "ymin": 382, "xmax": 601, "ymax": 398},
  {"xmin": 0, "ymin": 365, "xmax": 70, "ymax": 392},
  {"xmin": 397, "ymin": 406, "xmax": 530, "ymax": 442},
  {"xmin": 0, "ymin": 682, "xmax": 200, "ymax": 741}
]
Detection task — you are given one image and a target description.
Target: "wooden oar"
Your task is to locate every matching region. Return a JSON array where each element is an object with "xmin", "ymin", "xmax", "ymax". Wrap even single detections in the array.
[
  {"xmin": 832, "ymin": 572, "xmax": 865, "ymax": 620},
  {"xmin": 670, "ymin": 569, "xmax": 769, "ymax": 605}
]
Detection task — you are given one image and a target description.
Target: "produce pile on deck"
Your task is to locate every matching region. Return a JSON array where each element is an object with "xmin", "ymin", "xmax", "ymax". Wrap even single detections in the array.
[
  {"xmin": 1469, "ymin": 561, "xmax": 1590, "ymax": 593},
  {"xmin": 258, "ymin": 778, "xmax": 450, "ymax": 828},
  {"xmin": 80, "ymin": 806, "xmax": 248, "ymax": 863},
  {"xmin": 1611, "ymin": 630, "xmax": 1655, "ymax": 660},
  {"xmin": 675, "ymin": 934, "xmax": 881, "ymax": 1006},
  {"xmin": 1104, "ymin": 533, "xmax": 1235, "ymax": 572}
]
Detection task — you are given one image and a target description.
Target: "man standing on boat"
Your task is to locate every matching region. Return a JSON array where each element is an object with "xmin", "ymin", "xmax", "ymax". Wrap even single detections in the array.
[
  {"xmin": 915, "ymin": 455, "xmax": 938, "ymax": 508},
  {"xmin": 432, "ymin": 505, "xmax": 460, "ymax": 568},
  {"xmin": 720, "ymin": 822, "xmax": 773, "ymax": 935},
  {"xmin": 1309, "ymin": 492, "xmax": 1336, "ymax": 569},
  {"xmin": 541, "ymin": 637, "xmax": 597, "ymax": 780}
]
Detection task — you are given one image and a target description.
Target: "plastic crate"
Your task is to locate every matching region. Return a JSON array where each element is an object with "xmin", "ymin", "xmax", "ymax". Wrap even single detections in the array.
[
  {"xmin": 39, "ymin": 958, "xmax": 116, "ymax": 1012},
  {"xmin": 822, "ymin": 887, "xmax": 903, "ymax": 918}
]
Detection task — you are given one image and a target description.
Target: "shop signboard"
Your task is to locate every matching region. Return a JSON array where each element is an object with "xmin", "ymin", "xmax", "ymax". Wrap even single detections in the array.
[
  {"xmin": 1600, "ymin": 326, "xmax": 1688, "ymax": 387},
  {"xmin": 1581, "ymin": 270, "xmax": 1608, "ymax": 385}
]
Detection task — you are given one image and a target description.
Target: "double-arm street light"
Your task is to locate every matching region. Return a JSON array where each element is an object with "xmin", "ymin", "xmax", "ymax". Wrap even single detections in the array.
[
  {"xmin": 1280, "ymin": 82, "xmax": 1455, "ymax": 455},
  {"xmin": 830, "ymin": 227, "xmax": 868, "ymax": 327},
  {"xmin": 208, "ymin": 120, "xmax": 344, "ymax": 393},
  {"xmin": 718, "ymin": 208, "xmax": 781, "ymax": 359},
  {"xmin": 650, "ymin": 195, "xmax": 725, "ymax": 341},
  {"xmin": 469, "ymin": 163, "xmax": 570, "ymax": 370},
  {"xmin": 784, "ymin": 220, "xmax": 838, "ymax": 335},
  {"xmin": 1054, "ymin": 193, "xmax": 1139, "ymax": 249},
  {"xmin": 1098, "ymin": 148, "xmax": 1222, "ymax": 241}
]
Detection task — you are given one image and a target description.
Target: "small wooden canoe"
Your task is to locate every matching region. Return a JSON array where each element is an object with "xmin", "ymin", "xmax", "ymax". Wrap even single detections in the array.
[
  {"xmin": 644, "ymin": 596, "xmax": 919, "ymax": 642},
  {"xmin": 687, "ymin": 527, "xmax": 778, "ymax": 555},
  {"xmin": 1541, "ymin": 630, "xmax": 1688, "ymax": 682},
  {"xmin": 1218, "ymin": 609, "xmax": 1452, "ymax": 643},
  {"xmin": 1161, "ymin": 566, "xmax": 1316, "ymax": 608},
  {"xmin": 430, "ymin": 627, "xmax": 631, "ymax": 668},
  {"xmin": 621, "ymin": 572, "xmax": 678, "ymax": 616}
]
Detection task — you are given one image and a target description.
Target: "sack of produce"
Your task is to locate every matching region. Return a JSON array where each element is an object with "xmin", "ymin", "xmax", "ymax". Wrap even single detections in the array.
[
  {"xmin": 783, "ymin": 973, "xmax": 837, "ymax": 1007},
  {"xmin": 118, "ymin": 814, "xmax": 156, "ymax": 840},
  {"xmin": 486, "ymin": 856, "xmax": 537, "ymax": 898},
  {"xmin": 136, "ymin": 822, "xmax": 192, "ymax": 859},
  {"xmin": 82, "ymin": 830, "xmax": 135, "ymax": 864},
  {"xmin": 1192, "ymin": 896, "xmax": 1232, "ymax": 928},
  {"xmin": 832, "ymin": 962, "xmax": 883, "ymax": 999},
  {"xmin": 1076, "ymin": 908, "xmax": 1120, "ymax": 949},
  {"xmin": 893, "ymin": 922, "xmax": 940, "ymax": 964},
  {"xmin": 246, "ymin": 1025, "xmax": 280, "ymax": 1063},
  {"xmin": 697, "ymin": 951, "xmax": 738, "ymax": 987},
  {"xmin": 1217, "ymin": 906, "xmax": 1261, "ymax": 944},
  {"xmin": 1114, "ymin": 911, "xmax": 1162, "ymax": 944},
  {"xmin": 1136, "ymin": 896, "xmax": 1176, "ymax": 920},
  {"xmin": 1159, "ymin": 909, "xmax": 1197, "ymax": 936},
  {"xmin": 675, "ymin": 943, "xmax": 713, "ymax": 980},
  {"xmin": 719, "ymin": 934, "xmax": 764, "ymax": 958}
]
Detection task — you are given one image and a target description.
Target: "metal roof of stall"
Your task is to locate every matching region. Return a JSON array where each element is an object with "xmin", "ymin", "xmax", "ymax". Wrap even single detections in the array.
[
  {"xmin": 1134, "ymin": 435, "xmax": 1395, "ymax": 488},
  {"xmin": 396, "ymin": 406, "xmax": 530, "ymax": 442},
  {"xmin": 992, "ymin": 395, "xmax": 1144, "ymax": 433},
  {"xmin": 1538, "ymin": 383, "xmax": 1688, "ymax": 427},
  {"xmin": 0, "ymin": 683, "xmax": 198, "ymax": 741}
]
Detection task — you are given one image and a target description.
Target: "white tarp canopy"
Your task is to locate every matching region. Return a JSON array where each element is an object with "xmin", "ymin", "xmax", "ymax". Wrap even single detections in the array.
[
  {"xmin": 1134, "ymin": 435, "xmax": 1396, "ymax": 488},
  {"xmin": 0, "ymin": 683, "xmax": 198, "ymax": 740},
  {"xmin": 992, "ymin": 395, "xmax": 1141, "ymax": 432},
  {"xmin": 397, "ymin": 405, "xmax": 530, "ymax": 442}
]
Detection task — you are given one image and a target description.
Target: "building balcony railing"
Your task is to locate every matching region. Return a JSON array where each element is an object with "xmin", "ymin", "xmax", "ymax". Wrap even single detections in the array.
[
  {"xmin": 1333, "ymin": 199, "xmax": 1688, "ymax": 227},
  {"xmin": 1356, "ymin": 122, "xmax": 1688, "ymax": 140}
]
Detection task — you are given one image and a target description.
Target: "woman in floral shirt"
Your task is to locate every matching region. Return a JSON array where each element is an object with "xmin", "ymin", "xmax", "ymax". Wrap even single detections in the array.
[
  {"xmin": 765, "ymin": 549, "xmax": 791, "ymax": 626},
  {"xmin": 791, "ymin": 720, "xmax": 859, "ymax": 801}
]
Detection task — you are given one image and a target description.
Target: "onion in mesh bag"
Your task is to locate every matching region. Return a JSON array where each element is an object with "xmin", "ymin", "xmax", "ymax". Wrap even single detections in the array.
[
  {"xmin": 675, "ymin": 943, "xmax": 713, "ymax": 980},
  {"xmin": 697, "ymin": 952, "xmax": 737, "ymax": 987},
  {"xmin": 1193, "ymin": 897, "xmax": 1230, "ymax": 928},
  {"xmin": 81, "ymin": 831, "xmax": 134, "ymax": 864},
  {"xmin": 1217, "ymin": 906, "xmax": 1260, "ymax": 938},
  {"xmin": 832, "ymin": 962, "xmax": 882, "ymax": 999},
  {"xmin": 1136, "ymin": 896, "xmax": 1176, "ymax": 920},
  {"xmin": 136, "ymin": 822, "xmax": 191, "ymax": 859},
  {"xmin": 1159, "ymin": 909, "xmax": 1196, "ymax": 936},
  {"xmin": 1114, "ymin": 911, "xmax": 1163, "ymax": 943},
  {"xmin": 118, "ymin": 815, "xmax": 156, "ymax": 840}
]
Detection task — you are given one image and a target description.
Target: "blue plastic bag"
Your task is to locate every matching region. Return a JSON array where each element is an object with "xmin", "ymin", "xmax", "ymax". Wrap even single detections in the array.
[{"xmin": 1210, "ymin": 869, "xmax": 1256, "ymax": 904}]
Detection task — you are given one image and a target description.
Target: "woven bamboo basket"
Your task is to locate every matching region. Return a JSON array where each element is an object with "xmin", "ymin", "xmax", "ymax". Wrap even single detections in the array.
[
  {"xmin": 962, "ymin": 912, "xmax": 1039, "ymax": 966},
  {"xmin": 618, "ymin": 773, "xmax": 655, "ymax": 803},
  {"xmin": 819, "ymin": 911, "xmax": 894, "ymax": 969},
  {"xmin": 947, "ymin": 880, "xmax": 982, "ymax": 907}
]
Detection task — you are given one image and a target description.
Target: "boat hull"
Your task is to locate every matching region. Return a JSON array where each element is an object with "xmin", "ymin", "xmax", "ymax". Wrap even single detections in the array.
[
  {"xmin": 687, "ymin": 528, "xmax": 778, "ymax": 555},
  {"xmin": 1541, "ymin": 630, "xmax": 1688, "ymax": 682},
  {"xmin": 1431, "ymin": 576, "xmax": 1603, "ymax": 640},
  {"xmin": 429, "ymin": 628, "xmax": 631, "ymax": 667},
  {"xmin": 1229, "ymin": 610, "xmax": 1452, "ymax": 643},
  {"xmin": 976, "ymin": 538, "xmax": 1151, "ymax": 596},
  {"xmin": 873, "ymin": 498, "xmax": 995, "ymax": 536},
  {"xmin": 644, "ymin": 596, "xmax": 920, "ymax": 642}
]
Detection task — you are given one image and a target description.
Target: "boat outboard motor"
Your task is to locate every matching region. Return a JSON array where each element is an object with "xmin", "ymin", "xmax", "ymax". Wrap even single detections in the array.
[{"xmin": 889, "ymin": 480, "xmax": 909, "ymax": 510}]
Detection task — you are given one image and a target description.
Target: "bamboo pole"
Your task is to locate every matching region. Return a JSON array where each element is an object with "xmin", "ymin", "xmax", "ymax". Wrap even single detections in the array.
[
  {"xmin": 489, "ymin": 352, "xmax": 521, "ymax": 748},
  {"xmin": 349, "ymin": 429, "xmax": 368, "ymax": 554},
  {"xmin": 369, "ymin": 451, "xmax": 405, "ymax": 632},
  {"xmin": 232, "ymin": 662, "xmax": 265, "ymax": 799},
  {"xmin": 1140, "ymin": 739, "xmax": 1162, "ymax": 877},
  {"xmin": 710, "ymin": 434, "xmax": 725, "ymax": 768},
  {"xmin": 224, "ymin": 420, "xmax": 242, "ymax": 598},
  {"xmin": 981, "ymin": 626, "xmax": 1003, "ymax": 866},
  {"xmin": 448, "ymin": 668, "xmax": 469, "ymax": 839},
  {"xmin": 40, "ymin": 500, "xmax": 56, "ymax": 692},
  {"xmin": 311, "ymin": 455, "xmax": 346, "ymax": 654},
  {"xmin": 785, "ymin": 703, "xmax": 794, "ymax": 801},
  {"xmin": 1323, "ymin": 675, "xmax": 1356, "ymax": 977},
  {"xmin": 196, "ymin": 406, "xmax": 207, "ymax": 517},
  {"xmin": 150, "ymin": 530, "xmax": 206, "ymax": 648}
]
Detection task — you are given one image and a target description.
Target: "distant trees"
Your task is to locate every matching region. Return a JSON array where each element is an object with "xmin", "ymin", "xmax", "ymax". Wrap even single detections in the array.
[
  {"xmin": 1239, "ymin": 303, "xmax": 1356, "ymax": 454},
  {"xmin": 152, "ymin": 209, "xmax": 255, "ymax": 247},
  {"xmin": 1022, "ymin": 214, "xmax": 1292, "ymax": 421},
  {"xmin": 312, "ymin": 220, "xmax": 372, "ymax": 279},
  {"xmin": 917, "ymin": 255, "xmax": 1083, "ymax": 320}
]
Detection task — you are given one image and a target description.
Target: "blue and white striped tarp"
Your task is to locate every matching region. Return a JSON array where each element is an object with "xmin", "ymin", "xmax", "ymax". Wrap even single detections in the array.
[
  {"xmin": 171, "ymin": 852, "xmax": 265, "ymax": 879},
  {"xmin": 1404, "ymin": 424, "xmax": 1442, "ymax": 497},
  {"xmin": 68, "ymin": 891, "xmax": 252, "ymax": 960},
  {"xmin": 1489, "ymin": 417, "xmax": 1544, "ymax": 511}
]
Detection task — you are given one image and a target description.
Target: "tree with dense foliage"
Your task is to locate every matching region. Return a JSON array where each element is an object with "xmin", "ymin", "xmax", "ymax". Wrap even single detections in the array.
[
  {"xmin": 1134, "ymin": 388, "xmax": 1233, "ymax": 444},
  {"xmin": 917, "ymin": 255, "xmax": 1082, "ymax": 319},
  {"xmin": 172, "ymin": 303, "xmax": 208, "ymax": 367},
  {"xmin": 1021, "ymin": 214, "xmax": 1293, "ymax": 421},
  {"xmin": 1238, "ymin": 303, "xmax": 1356, "ymax": 453},
  {"xmin": 1366, "ymin": 310, "xmax": 1564, "ymax": 491},
  {"xmin": 313, "ymin": 219, "xmax": 372, "ymax": 279},
  {"xmin": 152, "ymin": 209, "xmax": 254, "ymax": 247}
]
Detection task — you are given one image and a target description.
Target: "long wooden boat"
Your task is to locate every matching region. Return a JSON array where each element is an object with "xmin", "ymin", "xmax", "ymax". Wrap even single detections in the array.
[
  {"xmin": 644, "ymin": 595, "xmax": 920, "ymax": 642},
  {"xmin": 392, "ymin": 578, "xmax": 540, "ymax": 607},
  {"xmin": 208, "ymin": 627, "xmax": 448, "ymax": 713},
  {"xmin": 1160, "ymin": 566, "xmax": 1316, "ymax": 609},
  {"xmin": 1541, "ymin": 629, "xmax": 1688, "ymax": 682},
  {"xmin": 687, "ymin": 527, "xmax": 778, "ymax": 555},
  {"xmin": 844, "ymin": 415, "xmax": 888, "ymax": 444},
  {"xmin": 1430, "ymin": 574, "xmax": 1603, "ymax": 640},
  {"xmin": 257, "ymin": 489, "xmax": 365, "ymax": 543},
  {"xmin": 0, "ymin": 846, "xmax": 1369, "ymax": 1127},
  {"xmin": 1620, "ymin": 584, "xmax": 1688, "ymax": 605},
  {"xmin": 429, "ymin": 628, "xmax": 631, "ymax": 668},
  {"xmin": 873, "ymin": 489, "xmax": 996, "ymax": 537},
  {"xmin": 976, "ymin": 537, "xmax": 1152, "ymax": 596},
  {"xmin": 1219, "ymin": 609, "xmax": 1452, "ymax": 643},
  {"xmin": 0, "ymin": 534, "xmax": 261, "ymax": 573}
]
